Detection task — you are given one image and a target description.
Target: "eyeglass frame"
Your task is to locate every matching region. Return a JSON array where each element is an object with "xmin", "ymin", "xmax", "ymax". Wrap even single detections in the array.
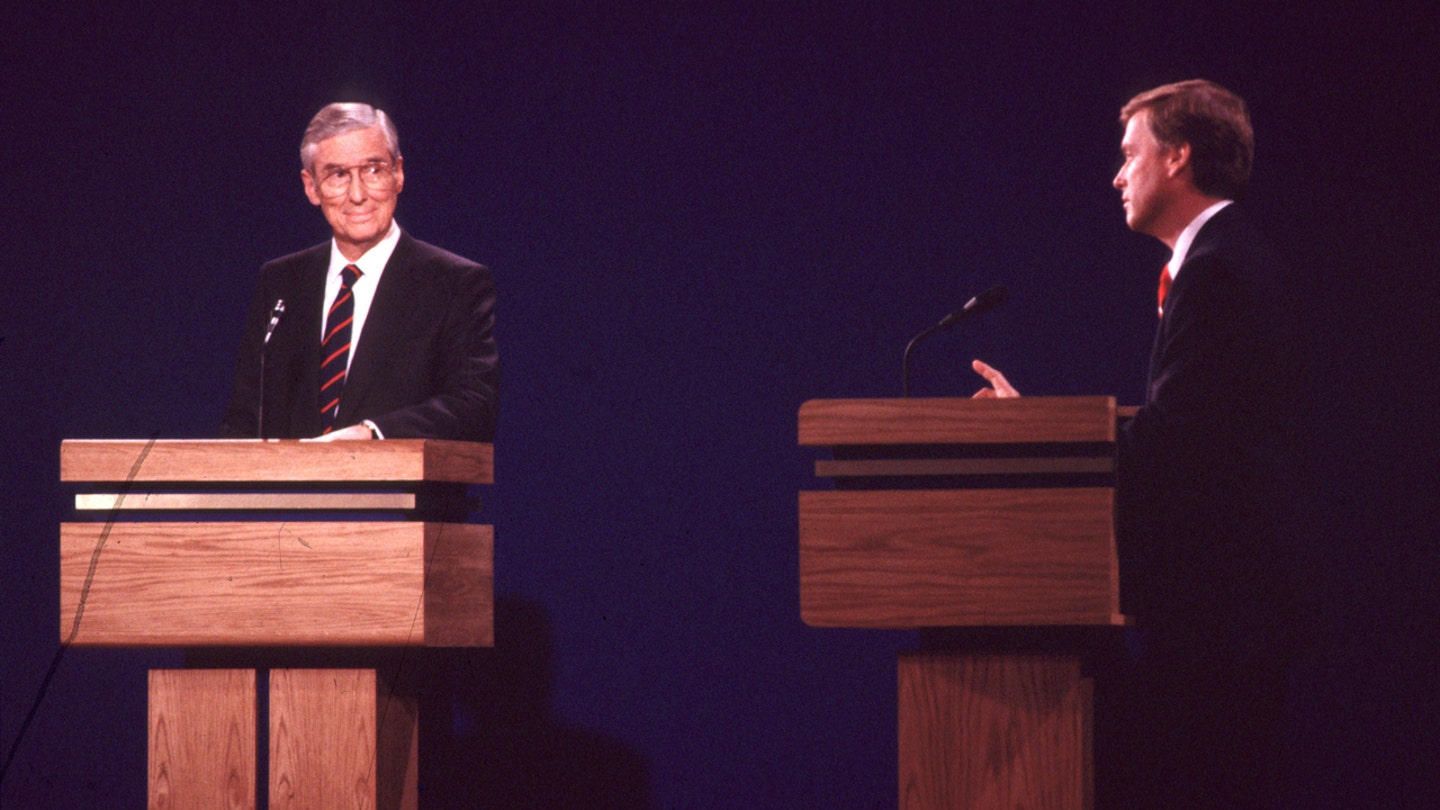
[{"xmin": 313, "ymin": 159, "xmax": 401, "ymax": 197}]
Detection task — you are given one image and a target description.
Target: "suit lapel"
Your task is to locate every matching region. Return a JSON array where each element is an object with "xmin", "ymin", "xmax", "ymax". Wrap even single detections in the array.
[
  {"xmin": 286, "ymin": 248, "xmax": 329, "ymax": 435},
  {"xmin": 1144, "ymin": 205, "xmax": 1241, "ymax": 400},
  {"xmin": 335, "ymin": 233, "xmax": 419, "ymax": 426}
]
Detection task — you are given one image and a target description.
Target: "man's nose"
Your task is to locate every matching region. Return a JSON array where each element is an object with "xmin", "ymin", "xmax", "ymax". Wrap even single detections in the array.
[
  {"xmin": 1112, "ymin": 168, "xmax": 1125, "ymax": 189},
  {"xmin": 347, "ymin": 170, "xmax": 369, "ymax": 202}
]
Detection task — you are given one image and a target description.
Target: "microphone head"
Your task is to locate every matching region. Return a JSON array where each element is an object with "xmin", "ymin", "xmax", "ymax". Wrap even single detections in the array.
[
  {"xmin": 963, "ymin": 285, "xmax": 1009, "ymax": 315},
  {"xmin": 936, "ymin": 284, "xmax": 1008, "ymax": 328}
]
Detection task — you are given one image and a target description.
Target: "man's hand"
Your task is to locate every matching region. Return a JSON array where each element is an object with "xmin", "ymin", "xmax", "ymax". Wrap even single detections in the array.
[
  {"xmin": 971, "ymin": 359, "xmax": 1020, "ymax": 399},
  {"xmin": 306, "ymin": 424, "xmax": 373, "ymax": 441}
]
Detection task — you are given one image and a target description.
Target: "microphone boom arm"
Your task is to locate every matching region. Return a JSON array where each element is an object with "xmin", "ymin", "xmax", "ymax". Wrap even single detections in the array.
[{"xmin": 901, "ymin": 285, "xmax": 1007, "ymax": 397}]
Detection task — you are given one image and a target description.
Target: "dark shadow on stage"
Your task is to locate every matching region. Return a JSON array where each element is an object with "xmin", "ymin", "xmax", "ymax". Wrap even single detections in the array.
[
  {"xmin": 415, "ymin": 596, "xmax": 650, "ymax": 809},
  {"xmin": 185, "ymin": 597, "xmax": 649, "ymax": 809}
]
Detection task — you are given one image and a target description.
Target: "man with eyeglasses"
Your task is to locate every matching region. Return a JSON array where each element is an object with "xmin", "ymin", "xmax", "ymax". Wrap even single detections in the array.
[{"xmin": 220, "ymin": 102, "xmax": 498, "ymax": 441}]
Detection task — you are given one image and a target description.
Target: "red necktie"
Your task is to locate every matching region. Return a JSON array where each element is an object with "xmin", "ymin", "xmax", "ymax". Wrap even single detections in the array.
[
  {"xmin": 1157, "ymin": 263, "xmax": 1172, "ymax": 318},
  {"xmin": 319, "ymin": 264, "xmax": 360, "ymax": 434}
]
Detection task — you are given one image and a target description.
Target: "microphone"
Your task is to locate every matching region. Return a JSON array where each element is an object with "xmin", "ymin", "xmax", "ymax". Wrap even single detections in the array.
[
  {"xmin": 258, "ymin": 299, "xmax": 285, "ymax": 438},
  {"xmin": 903, "ymin": 285, "xmax": 1008, "ymax": 397},
  {"xmin": 263, "ymin": 299, "xmax": 286, "ymax": 346},
  {"xmin": 937, "ymin": 285, "xmax": 1009, "ymax": 329}
]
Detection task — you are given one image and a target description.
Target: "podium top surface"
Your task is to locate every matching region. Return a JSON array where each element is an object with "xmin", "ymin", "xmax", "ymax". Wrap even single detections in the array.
[
  {"xmin": 799, "ymin": 396, "xmax": 1118, "ymax": 447},
  {"xmin": 60, "ymin": 439, "xmax": 493, "ymax": 484}
]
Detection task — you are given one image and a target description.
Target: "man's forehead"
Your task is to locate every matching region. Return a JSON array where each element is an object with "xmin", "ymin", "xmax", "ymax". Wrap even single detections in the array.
[
  {"xmin": 1121, "ymin": 112, "xmax": 1152, "ymax": 148},
  {"xmin": 312, "ymin": 127, "xmax": 392, "ymax": 164}
]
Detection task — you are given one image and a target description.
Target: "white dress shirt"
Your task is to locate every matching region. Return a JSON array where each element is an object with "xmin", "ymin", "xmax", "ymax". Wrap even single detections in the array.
[
  {"xmin": 1168, "ymin": 200, "xmax": 1232, "ymax": 281},
  {"xmin": 321, "ymin": 220, "xmax": 402, "ymax": 370}
]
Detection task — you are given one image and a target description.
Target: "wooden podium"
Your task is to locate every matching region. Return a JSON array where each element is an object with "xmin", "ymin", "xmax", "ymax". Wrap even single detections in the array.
[
  {"xmin": 798, "ymin": 397, "xmax": 1127, "ymax": 810},
  {"xmin": 59, "ymin": 439, "xmax": 494, "ymax": 809}
]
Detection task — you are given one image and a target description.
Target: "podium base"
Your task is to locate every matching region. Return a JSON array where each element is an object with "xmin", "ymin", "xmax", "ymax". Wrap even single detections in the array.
[{"xmin": 898, "ymin": 653, "xmax": 1092, "ymax": 810}]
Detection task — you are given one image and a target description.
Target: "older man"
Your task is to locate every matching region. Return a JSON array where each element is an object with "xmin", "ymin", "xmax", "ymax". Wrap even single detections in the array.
[
  {"xmin": 221, "ymin": 102, "xmax": 498, "ymax": 441},
  {"xmin": 974, "ymin": 80, "xmax": 1301, "ymax": 807}
]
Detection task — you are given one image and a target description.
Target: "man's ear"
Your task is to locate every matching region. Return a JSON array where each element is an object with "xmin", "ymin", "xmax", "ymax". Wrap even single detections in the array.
[
  {"xmin": 301, "ymin": 169, "xmax": 322, "ymax": 206},
  {"xmin": 1164, "ymin": 142, "xmax": 1192, "ymax": 180}
]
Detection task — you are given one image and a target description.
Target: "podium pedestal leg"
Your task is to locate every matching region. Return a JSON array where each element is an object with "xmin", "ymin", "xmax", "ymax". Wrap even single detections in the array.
[
  {"xmin": 898, "ymin": 653, "xmax": 1092, "ymax": 810},
  {"xmin": 374, "ymin": 666, "xmax": 421, "ymax": 810},
  {"xmin": 148, "ymin": 669, "xmax": 257, "ymax": 809},
  {"xmin": 268, "ymin": 669, "xmax": 377, "ymax": 808}
]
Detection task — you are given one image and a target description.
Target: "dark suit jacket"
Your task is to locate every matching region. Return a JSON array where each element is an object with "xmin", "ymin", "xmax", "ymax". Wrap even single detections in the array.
[
  {"xmin": 1115, "ymin": 204, "xmax": 1301, "ymax": 630},
  {"xmin": 220, "ymin": 232, "xmax": 499, "ymax": 440}
]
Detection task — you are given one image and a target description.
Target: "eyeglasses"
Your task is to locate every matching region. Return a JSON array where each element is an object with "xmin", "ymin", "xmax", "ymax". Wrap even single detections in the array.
[{"xmin": 315, "ymin": 160, "xmax": 398, "ymax": 196}]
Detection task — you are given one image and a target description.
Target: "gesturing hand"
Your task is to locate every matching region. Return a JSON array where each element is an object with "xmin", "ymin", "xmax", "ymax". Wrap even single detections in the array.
[{"xmin": 970, "ymin": 359, "xmax": 1020, "ymax": 399}]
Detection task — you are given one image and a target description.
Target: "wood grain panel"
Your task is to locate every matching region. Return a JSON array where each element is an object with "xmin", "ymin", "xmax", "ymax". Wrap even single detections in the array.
[
  {"xmin": 374, "ymin": 666, "xmax": 420, "ymax": 810},
  {"xmin": 424, "ymin": 524, "xmax": 494, "ymax": 647},
  {"xmin": 148, "ymin": 669, "xmax": 256, "ymax": 809},
  {"xmin": 269, "ymin": 669, "xmax": 376, "ymax": 810},
  {"xmin": 799, "ymin": 489, "xmax": 1122, "ymax": 627},
  {"xmin": 798, "ymin": 397, "xmax": 1117, "ymax": 446},
  {"xmin": 60, "ymin": 439, "xmax": 493, "ymax": 484},
  {"xmin": 898, "ymin": 654, "xmax": 1089, "ymax": 810},
  {"xmin": 60, "ymin": 521, "xmax": 493, "ymax": 646}
]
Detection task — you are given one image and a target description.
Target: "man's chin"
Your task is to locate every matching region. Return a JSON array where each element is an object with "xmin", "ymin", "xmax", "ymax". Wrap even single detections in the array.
[
  {"xmin": 340, "ymin": 223, "xmax": 384, "ymax": 244},
  {"xmin": 334, "ymin": 229, "xmax": 387, "ymax": 258}
]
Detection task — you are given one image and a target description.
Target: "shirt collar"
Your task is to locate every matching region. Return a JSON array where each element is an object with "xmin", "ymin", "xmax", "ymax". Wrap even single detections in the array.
[{"xmin": 1169, "ymin": 200, "xmax": 1231, "ymax": 279}]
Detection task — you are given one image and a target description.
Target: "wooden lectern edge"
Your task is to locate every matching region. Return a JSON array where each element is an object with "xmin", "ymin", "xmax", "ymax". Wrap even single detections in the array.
[
  {"xmin": 59, "ymin": 438, "xmax": 493, "ymax": 484},
  {"xmin": 796, "ymin": 396, "xmax": 1121, "ymax": 446}
]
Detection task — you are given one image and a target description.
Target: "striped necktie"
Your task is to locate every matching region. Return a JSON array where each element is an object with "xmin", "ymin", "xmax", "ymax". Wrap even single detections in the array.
[
  {"xmin": 1156, "ymin": 263, "xmax": 1172, "ymax": 318},
  {"xmin": 319, "ymin": 264, "xmax": 360, "ymax": 434}
]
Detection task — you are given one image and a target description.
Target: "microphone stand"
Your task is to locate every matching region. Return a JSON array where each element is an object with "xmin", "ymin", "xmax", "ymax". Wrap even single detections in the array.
[
  {"xmin": 258, "ymin": 350, "xmax": 268, "ymax": 439},
  {"xmin": 903, "ymin": 323, "xmax": 948, "ymax": 397},
  {"xmin": 258, "ymin": 300, "xmax": 285, "ymax": 439},
  {"xmin": 901, "ymin": 285, "xmax": 1008, "ymax": 397}
]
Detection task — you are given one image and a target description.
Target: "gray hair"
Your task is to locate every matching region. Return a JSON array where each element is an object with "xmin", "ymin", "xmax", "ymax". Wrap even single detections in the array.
[{"xmin": 299, "ymin": 102, "xmax": 401, "ymax": 172}]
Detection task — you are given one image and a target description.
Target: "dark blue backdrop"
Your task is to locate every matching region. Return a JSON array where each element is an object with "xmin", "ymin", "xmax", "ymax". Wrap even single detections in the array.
[{"xmin": 4, "ymin": 3, "xmax": 1437, "ymax": 807}]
